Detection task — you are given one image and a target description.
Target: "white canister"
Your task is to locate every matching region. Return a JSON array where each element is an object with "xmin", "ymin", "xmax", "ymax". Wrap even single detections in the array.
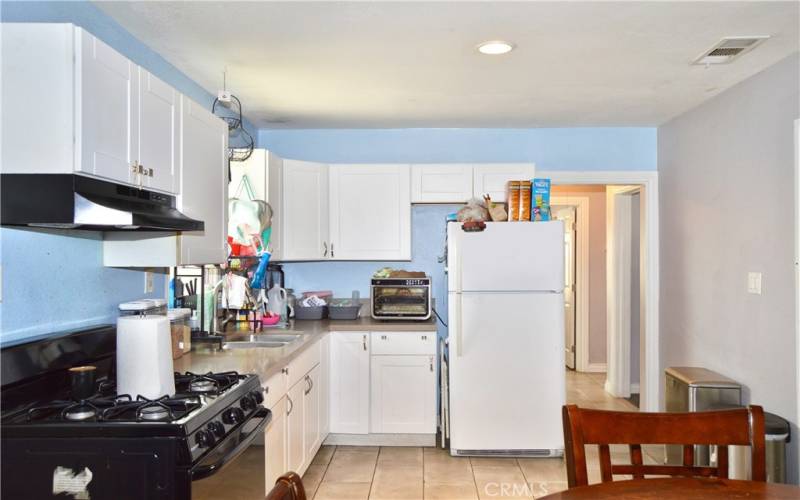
[{"xmin": 116, "ymin": 315, "xmax": 176, "ymax": 399}]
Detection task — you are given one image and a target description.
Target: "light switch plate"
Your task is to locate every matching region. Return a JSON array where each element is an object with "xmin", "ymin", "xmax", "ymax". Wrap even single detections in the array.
[
  {"xmin": 144, "ymin": 271, "xmax": 154, "ymax": 293},
  {"xmin": 747, "ymin": 272, "xmax": 762, "ymax": 295}
]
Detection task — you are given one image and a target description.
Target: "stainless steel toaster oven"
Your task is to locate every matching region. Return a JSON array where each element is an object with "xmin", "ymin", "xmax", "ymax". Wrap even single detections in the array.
[{"xmin": 370, "ymin": 277, "xmax": 432, "ymax": 320}]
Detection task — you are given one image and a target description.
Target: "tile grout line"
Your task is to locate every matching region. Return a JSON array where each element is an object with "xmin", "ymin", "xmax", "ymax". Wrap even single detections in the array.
[
  {"xmin": 366, "ymin": 446, "xmax": 381, "ymax": 499},
  {"xmin": 311, "ymin": 445, "xmax": 336, "ymax": 500},
  {"xmin": 469, "ymin": 453, "xmax": 481, "ymax": 500}
]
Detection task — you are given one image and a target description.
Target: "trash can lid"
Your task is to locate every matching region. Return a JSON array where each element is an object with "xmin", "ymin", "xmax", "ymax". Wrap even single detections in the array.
[{"xmin": 764, "ymin": 412, "xmax": 791, "ymax": 442}]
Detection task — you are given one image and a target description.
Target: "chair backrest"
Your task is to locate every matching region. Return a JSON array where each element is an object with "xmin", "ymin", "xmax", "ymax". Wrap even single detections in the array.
[
  {"xmin": 266, "ymin": 472, "xmax": 307, "ymax": 500},
  {"xmin": 561, "ymin": 404, "xmax": 766, "ymax": 488}
]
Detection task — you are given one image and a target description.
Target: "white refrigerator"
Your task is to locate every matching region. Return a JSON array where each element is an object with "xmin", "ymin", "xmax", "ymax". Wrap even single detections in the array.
[{"xmin": 447, "ymin": 221, "xmax": 566, "ymax": 457}]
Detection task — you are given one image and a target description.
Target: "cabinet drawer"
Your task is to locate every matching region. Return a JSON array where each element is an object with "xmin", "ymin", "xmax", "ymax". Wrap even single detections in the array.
[
  {"xmin": 287, "ymin": 339, "xmax": 321, "ymax": 387},
  {"xmin": 371, "ymin": 332, "xmax": 436, "ymax": 355},
  {"xmin": 263, "ymin": 369, "xmax": 288, "ymax": 410}
]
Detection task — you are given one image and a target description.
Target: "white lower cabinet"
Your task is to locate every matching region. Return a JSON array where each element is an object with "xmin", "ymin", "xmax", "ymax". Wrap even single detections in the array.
[
  {"xmin": 370, "ymin": 355, "xmax": 437, "ymax": 434},
  {"xmin": 286, "ymin": 378, "xmax": 307, "ymax": 473},
  {"xmin": 304, "ymin": 365, "xmax": 322, "ymax": 459},
  {"xmin": 329, "ymin": 332, "xmax": 370, "ymax": 434},
  {"xmin": 264, "ymin": 396, "xmax": 287, "ymax": 494}
]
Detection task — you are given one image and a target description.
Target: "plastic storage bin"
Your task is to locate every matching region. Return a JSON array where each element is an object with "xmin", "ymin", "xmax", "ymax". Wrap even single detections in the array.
[
  {"xmin": 119, "ymin": 298, "xmax": 167, "ymax": 317},
  {"xmin": 294, "ymin": 305, "xmax": 328, "ymax": 320},
  {"xmin": 329, "ymin": 303, "xmax": 361, "ymax": 320}
]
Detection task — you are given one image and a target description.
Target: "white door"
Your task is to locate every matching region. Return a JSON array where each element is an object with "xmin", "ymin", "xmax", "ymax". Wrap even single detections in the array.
[
  {"xmin": 138, "ymin": 69, "xmax": 178, "ymax": 194},
  {"xmin": 370, "ymin": 355, "xmax": 436, "ymax": 434},
  {"xmin": 472, "ymin": 163, "xmax": 536, "ymax": 202},
  {"xmin": 264, "ymin": 396, "xmax": 288, "ymax": 491},
  {"xmin": 554, "ymin": 206, "xmax": 577, "ymax": 369},
  {"xmin": 411, "ymin": 164, "xmax": 473, "ymax": 203},
  {"xmin": 304, "ymin": 365, "xmax": 322, "ymax": 458},
  {"xmin": 449, "ymin": 291, "xmax": 565, "ymax": 452},
  {"xmin": 286, "ymin": 378, "xmax": 306, "ymax": 473},
  {"xmin": 76, "ymin": 28, "xmax": 137, "ymax": 186},
  {"xmin": 178, "ymin": 97, "xmax": 228, "ymax": 264},
  {"xmin": 329, "ymin": 332, "xmax": 370, "ymax": 434},
  {"xmin": 329, "ymin": 165, "xmax": 411, "ymax": 260},
  {"xmin": 449, "ymin": 222, "xmax": 564, "ymax": 292},
  {"xmin": 283, "ymin": 160, "xmax": 329, "ymax": 260}
]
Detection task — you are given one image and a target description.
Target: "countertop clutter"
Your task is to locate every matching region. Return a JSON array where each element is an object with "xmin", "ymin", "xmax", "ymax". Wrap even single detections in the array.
[{"xmin": 174, "ymin": 317, "xmax": 436, "ymax": 379}]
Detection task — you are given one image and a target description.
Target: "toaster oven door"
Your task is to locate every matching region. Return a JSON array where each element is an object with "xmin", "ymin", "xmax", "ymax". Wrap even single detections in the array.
[{"xmin": 371, "ymin": 286, "xmax": 431, "ymax": 319}]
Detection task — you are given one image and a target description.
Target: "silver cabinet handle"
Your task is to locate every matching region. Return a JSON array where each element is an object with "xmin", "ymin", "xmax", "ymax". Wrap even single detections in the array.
[
  {"xmin": 421, "ymin": 335, "xmax": 427, "ymax": 340},
  {"xmin": 331, "ymin": 243, "xmax": 335, "ymax": 258},
  {"xmin": 282, "ymin": 367, "xmax": 289, "ymax": 375},
  {"xmin": 362, "ymin": 334, "xmax": 367, "ymax": 351},
  {"xmin": 323, "ymin": 241, "xmax": 328, "ymax": 257},
  {"xmin": 430, "ymin": 356, "xmax": 434, "ymax": 372},
  {"xmin": 286, "ymin": 395, "xmax": 293, "ymax": 415},
  {"xmin": 381, "ymin": 335, "xmax": 387, "ymax": 340},
  {"xmin": 304, "ymin": 375, "xmax": 312, "ymax": 395}
]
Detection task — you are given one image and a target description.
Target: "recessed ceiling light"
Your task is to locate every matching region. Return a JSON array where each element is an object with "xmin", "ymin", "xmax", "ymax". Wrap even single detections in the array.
[{"xmin": 477, "ymin": 40, "xmax": 515, "ymax": 55}]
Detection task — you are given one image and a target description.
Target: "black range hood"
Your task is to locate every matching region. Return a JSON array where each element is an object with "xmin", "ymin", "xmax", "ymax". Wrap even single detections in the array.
[{"xmin": 1, "ymin": 174, "xmax": 204, "ymax": 232}]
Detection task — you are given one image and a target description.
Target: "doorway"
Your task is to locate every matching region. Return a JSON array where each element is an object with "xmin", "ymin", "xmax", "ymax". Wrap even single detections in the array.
[{"xmin": 553, "ymin": 205, "xmax": 577, "ymax": 369}]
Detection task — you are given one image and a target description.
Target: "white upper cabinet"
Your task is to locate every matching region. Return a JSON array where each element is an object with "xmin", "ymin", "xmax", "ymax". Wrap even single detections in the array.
[
  {"xmin": 76, "ymin": 27, "xmax": 138, "ymax": 186},
  {"xmin": 281, "ymin": 160, "xmax": 329, "ymax": 260},
  {"xmin": 411, "ymin": 164, "xmax": 473, "ymax": 203},
  {"xmin": 103, "ymin": 97, "xmax": 228, "ymax": 266},
  {"xmin": 472, "ymin": 163, "xmax": 536, "ymax": 202},
  {"xmin": 176, "ymin": 97, "xmax": 229, "ymax": 264},
  {"xmin": 1, "ymin": 24, "xmax": 181, "ymax": 194},
  {"xmin": 138, "ymin": 69, "xmax": 179, "ymax": 193},
  {"xmin": 329, "ymin": 164, "xmax": 411, "ymax": 261}
]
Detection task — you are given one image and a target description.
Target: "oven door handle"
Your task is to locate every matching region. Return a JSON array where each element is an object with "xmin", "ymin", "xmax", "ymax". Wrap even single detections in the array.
[{"xmin": 190, "ymin": 407, "xmax": 270, "ymax": 481}]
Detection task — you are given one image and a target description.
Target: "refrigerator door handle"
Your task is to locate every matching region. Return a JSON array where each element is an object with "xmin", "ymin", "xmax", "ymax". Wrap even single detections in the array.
[{"xmin": 455, "ymin": 293, "xmax": 463, "ymax": 357}]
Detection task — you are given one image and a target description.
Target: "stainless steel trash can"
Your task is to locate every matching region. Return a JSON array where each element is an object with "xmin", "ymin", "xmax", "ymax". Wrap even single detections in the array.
[
  {"xmin": 764, "ymin": 412, "xmax": 791, "ymax": 483},
  {"xmin": 664, "ymin": 367, "xmax": 742, "ymax": 465}
]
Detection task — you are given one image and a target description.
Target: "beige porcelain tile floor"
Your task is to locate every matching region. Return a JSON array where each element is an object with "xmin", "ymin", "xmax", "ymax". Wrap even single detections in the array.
[{"xmin": 302, "ymin": 371, "xmax": 656, "ymax": 499}]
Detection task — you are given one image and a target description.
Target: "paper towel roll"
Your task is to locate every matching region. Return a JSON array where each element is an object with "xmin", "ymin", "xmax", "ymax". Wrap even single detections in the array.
[{"xmin": 117, "ymin": 315, "xmax": 176, "ymax": 399}]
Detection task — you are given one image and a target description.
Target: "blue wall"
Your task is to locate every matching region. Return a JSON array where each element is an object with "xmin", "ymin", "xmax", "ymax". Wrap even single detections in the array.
[
  {"xmin": 258, "ymin": 128, "xmax": 656, "ymax": 170},
  {"xmin": 258, "ymin": 127, "xmax": 657, "ymax": 340},
  {"xmin": 0, "ymin": 1, "xmax": 255, "ymax": 345}
]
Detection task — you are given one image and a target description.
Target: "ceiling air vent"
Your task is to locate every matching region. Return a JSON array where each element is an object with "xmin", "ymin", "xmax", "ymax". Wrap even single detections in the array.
[{"xmin": 692, "ymin": 36, "xmax": 770, "ymax": 65}]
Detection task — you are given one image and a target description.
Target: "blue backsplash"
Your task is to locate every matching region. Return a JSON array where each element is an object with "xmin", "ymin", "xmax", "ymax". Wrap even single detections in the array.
[{"xmin": 281, "ymin": 205, "xmax": 459, "ymax": 340}]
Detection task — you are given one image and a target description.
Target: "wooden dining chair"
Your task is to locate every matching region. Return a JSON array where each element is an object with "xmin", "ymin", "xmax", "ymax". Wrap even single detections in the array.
[
  {"xmin": 265, "ymin": 472, "xmax": 307, "ymax": 500},
  {"xmin": 562, "ymin": 404, "xmax": 766, "ymax": 488}
]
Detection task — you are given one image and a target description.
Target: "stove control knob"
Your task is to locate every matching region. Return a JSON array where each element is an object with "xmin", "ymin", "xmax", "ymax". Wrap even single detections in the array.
[
  {"xmin": 240, "ymin": 395, "xmax": 256, "ymax": 411},
  {"xmin": 195, "ymin": 430, "xmax": 212, "ymax": 448},
  {"xmin": 222, "ymin": 407, "xmax": 245, "ymax": 425},
  {"xmin": 250, "ymin": 390, "xmax": 264, "ymax": 404},
  {"xmin": 208, "ymin": 421, "xmax": 225, "ymax": 438}
]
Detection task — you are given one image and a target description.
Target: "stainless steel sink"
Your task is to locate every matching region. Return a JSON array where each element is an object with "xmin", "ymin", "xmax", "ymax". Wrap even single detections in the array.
[{"xmin": 223, "ymin": 333, "xmax": 303, "ymax": 349}]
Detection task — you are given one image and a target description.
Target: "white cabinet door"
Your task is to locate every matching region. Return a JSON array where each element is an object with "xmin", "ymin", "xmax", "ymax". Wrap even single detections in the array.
[
  {"xmin": 266, "ymin": 151, "xmax": 285, "ymax": 259},
  {"xmin": 411, "ymin": 164, "xmax": 473, "ymax": 203},
  {"xmin": 329, "ymin": 165, "xmax": 411, "ymax": 260},
  {"xmin": 138, "ymin": 68, "xmax": 178, "ymax": 194},
  {"xmin": 76, "ymin": 28, "xmax": 137, "ymax": 186},
  {"xmin": 370, "ymin": 355, "xmax": 436, "ymax": 434},
  {"xmin": 286, "ymin": 378, "xmax": 306, "ymax": 473},
  {"xmin": 319, "ymin": 335, "xmax": 331, "ymax": 438},
  {"xmin": 178, "ymin": 97, "xmax": 228, "ymax": 264},
  {"xmin": 304, "ymin": 364, "xmax": 322, "ymax": 459},
  {"xmin": 330, "ymin": 332, "xmax": 370, "ymax": 434},
  {"xmin": 264, "ymin": 396, "xmax": 288, "ymax": 491},
  {"xmin": 472, "ymin": 163, "xmax": 536, "ymax": 202},
  {"xmin": 282, "ymin": 160, "xmax": 329, "ymax": 260}
]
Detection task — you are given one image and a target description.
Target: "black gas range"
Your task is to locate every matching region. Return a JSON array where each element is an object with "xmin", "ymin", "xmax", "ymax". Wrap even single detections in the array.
[{"xmin": 1, "ymin": 325, "xmax": 271, "ymax": 500}]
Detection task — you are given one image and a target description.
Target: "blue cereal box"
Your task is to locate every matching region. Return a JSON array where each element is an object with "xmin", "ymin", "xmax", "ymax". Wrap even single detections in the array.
[{"xmin": 532, "ymin": 178, "xmax": 551, "ymax": 221}]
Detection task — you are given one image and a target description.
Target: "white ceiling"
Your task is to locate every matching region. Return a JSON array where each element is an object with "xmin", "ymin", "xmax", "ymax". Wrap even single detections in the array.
[{"xmin": 95, "ymin": 1, "xmax": 799, "ymax": 128}]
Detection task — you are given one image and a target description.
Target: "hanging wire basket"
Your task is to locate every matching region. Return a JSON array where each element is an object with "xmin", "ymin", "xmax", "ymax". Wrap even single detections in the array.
[{"xmin": 211, "ymin": 93, "xmax": 254, "ymax": 162}]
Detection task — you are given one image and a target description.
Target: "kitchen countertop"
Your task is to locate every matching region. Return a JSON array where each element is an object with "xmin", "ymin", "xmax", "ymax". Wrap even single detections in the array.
[{"xmin": 174, "ymin": 316, "xmax": 437, "ymax": 380}]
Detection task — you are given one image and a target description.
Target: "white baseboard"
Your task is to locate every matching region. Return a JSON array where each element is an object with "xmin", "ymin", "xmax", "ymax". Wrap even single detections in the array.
[
  {"xmin": 631, "ymin": 383, "xmax": 640, "ymax": 394},
  {"xmin": 585, "ymin": 363, "xmax": 607, "ymax": 373},
  {"xmin": 325, "ymin": 433, "xmax": 436, "ymax": 447}
]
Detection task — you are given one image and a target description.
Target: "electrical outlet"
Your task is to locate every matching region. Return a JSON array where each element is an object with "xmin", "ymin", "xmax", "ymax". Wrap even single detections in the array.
[
  {"xmin": 747, "ymin": 272, "xmax": 762, "ymax": 295},
  {"xmin": 144, "ymin": 271, "xmax": 154, "ymax": 294}
]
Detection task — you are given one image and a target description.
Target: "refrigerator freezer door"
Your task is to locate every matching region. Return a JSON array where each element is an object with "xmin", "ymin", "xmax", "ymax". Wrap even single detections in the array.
[
  {"xmin": 448, "ymin": 222, "xmax": 564, "ymax": 293},
  {"xmin": 448, "ymin": 291, "xmax": 565, "ymax": 454}
]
